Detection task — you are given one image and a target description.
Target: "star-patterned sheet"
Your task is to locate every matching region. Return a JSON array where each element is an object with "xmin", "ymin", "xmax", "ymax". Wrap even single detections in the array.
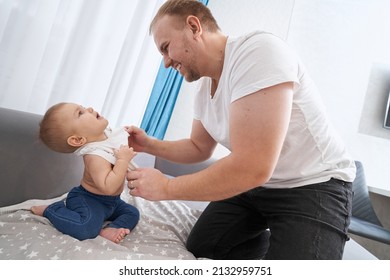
[{"xmin": 0, "ymin": 191, "xmax": 203, "ymax": 260}]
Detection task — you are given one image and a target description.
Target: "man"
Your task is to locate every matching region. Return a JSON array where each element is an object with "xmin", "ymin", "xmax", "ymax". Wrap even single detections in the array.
[{"xmin": 126, "ymin": 0, "xmax": 355, "ymax": 259}]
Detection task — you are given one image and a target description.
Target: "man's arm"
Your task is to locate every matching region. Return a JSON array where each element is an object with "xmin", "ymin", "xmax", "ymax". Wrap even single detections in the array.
[
  {"xmin": 133, "ymin": 120, "xmax": 218, "ymax": 164},
  {"xmin": 129, "ymin": 82, "xmax": 293, "ymax": 201}
]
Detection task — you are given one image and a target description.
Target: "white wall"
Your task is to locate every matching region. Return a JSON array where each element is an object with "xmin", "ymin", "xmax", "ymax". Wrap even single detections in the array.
[
  {"xmin": 287, "ymin": 0, "xmax": 390, "ymax": 195},
  {"xmin": 164, "ymin": 0, "xmax": 390, "ymax": 194}
]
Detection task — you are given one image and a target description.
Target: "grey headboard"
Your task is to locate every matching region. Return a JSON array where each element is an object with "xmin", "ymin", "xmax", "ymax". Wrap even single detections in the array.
[
  {"xmin": 0, "ymin": 107, "xmax": 84, "ymax": 207},
  {"xmin": 154, "ymin": 157, "xmax": 216, "ymax": 177}
]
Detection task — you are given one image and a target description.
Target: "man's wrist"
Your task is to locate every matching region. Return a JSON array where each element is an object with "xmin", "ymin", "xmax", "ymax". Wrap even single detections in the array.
[{"xmin": 163, "ymin": 177, "xmax": 174, "ymax": 200}]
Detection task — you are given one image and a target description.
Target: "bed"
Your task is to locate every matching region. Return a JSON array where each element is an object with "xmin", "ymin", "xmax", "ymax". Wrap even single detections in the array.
[
  {"xmin": 0, "ymin": 190, "xmax": 203, "ymax": 260},
  {"xmin": 0, "ymin": 107, "xmax": 201, "ymax": 260},
  {"xmin": 0, "ymin": 107, "xmax": 378, "ymax": 260}
]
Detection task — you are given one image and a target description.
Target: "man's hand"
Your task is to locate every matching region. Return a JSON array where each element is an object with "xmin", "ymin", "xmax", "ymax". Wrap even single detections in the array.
[
  {"xmin": 125, "ymin": 126, "xmax": 151, "ymax": 153},
  {"xmin": 127, "ymin": 168, "xmax": 170, "ymax": 201}
]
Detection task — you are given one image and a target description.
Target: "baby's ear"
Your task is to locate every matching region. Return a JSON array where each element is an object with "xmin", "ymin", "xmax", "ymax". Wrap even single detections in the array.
[{"xmin": 67, "ymin": 135, "xmax": 87, "ymax": 147}]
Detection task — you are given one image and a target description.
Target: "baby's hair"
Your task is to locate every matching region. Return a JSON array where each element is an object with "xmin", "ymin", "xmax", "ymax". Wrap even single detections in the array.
[{"xmin": 39, "ymin": 102, "xmax": 78, "ymax": 153}]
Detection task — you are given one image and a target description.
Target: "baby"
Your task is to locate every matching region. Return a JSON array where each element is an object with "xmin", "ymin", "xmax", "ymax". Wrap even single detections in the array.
[{"xmin": 31, "ymin": 102, "xmax": 139, "ymax": 243}]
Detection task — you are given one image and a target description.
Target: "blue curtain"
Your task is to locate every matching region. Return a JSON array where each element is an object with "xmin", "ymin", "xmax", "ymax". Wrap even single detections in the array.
[{"xmin": 140, "ymin": 0, "xmax": 209, "ymax": 140}]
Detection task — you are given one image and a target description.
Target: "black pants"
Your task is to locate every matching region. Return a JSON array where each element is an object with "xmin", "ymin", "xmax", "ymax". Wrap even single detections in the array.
[{"xmin": 186, "ymin": 178, "xmax": 352, "ymax": 260}]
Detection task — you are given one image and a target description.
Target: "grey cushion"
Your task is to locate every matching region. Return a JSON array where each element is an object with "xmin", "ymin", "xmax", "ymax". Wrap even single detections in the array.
[
  {"xmin": 348, "ymin": 161, "xmax": 390, "ymax": 245},
  {"xmin": 0, "ymin": 107, "xmax": 83, "ymax": 207}
]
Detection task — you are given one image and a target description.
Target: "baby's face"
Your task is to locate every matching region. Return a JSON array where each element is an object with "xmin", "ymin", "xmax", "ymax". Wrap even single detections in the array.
[{"xmin": 60, "ymin": 103, "xmax": 109, "ymax": 141}]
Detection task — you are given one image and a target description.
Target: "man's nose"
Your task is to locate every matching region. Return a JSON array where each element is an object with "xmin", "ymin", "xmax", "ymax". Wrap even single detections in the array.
[{"xmin": 163, "ymin": 55, "xmax": 172, "ymax": 68}]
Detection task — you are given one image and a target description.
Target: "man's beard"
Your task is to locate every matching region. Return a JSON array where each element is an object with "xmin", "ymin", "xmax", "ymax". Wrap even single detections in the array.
[{"xmin": 183, "ymin": 63, "xmax": 201, "ymax": 82}]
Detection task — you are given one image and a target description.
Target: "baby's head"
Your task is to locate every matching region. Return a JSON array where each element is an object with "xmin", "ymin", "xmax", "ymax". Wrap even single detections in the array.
[{"xmin": 39, "ymin": 102, "xmax": 109, "ymax": 153}]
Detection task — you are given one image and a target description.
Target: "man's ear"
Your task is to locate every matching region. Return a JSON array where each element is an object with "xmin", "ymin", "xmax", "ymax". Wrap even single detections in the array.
[
  {"xmin": 67, "ymin": 135, "xmax": 87, "ymax": 147},
  {"xmin": 186, "ymin": 15, "xmax": 202, "ymax": 36}
]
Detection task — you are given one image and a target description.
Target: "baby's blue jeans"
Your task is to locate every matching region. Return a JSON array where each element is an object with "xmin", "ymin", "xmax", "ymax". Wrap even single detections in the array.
[{"xmin": 44, "ymin": 186, "xmax": 139, "ymax": 240}]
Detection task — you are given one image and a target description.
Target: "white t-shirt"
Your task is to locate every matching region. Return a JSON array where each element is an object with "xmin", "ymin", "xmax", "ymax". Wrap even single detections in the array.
[
  {"xmin": 194, "ymin": 31, "xmax": 355, "ymax": 188},
  {"xmin": 74, "ymin": 127, "xmax": 138, "ymax": 171}
]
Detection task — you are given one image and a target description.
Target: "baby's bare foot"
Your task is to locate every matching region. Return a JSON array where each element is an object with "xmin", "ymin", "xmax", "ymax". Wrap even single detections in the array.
[
  {"xmin": 100, "ymin": 227, "xmax": 130, "ymax": 244},
  {"xmin": 30, "ymin": 205, "xmax": 48, "ymax": 216}
]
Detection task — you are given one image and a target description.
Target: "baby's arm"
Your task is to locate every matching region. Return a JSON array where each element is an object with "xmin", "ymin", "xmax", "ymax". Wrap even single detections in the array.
[{"xmin": 82, "ymin": 145, "xmax": 136, "ymax": 195}]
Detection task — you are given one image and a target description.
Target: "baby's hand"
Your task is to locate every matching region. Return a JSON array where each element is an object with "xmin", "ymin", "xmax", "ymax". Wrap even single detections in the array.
[{"xmin": 114, "ymin": 145, "xmax": 136, "ymax": 162}]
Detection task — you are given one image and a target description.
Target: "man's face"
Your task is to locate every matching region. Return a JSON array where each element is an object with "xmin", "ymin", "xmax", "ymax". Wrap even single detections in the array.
[{"xmin": 152, "ymin": 15, "xmax": 201, "ymax": 82}]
